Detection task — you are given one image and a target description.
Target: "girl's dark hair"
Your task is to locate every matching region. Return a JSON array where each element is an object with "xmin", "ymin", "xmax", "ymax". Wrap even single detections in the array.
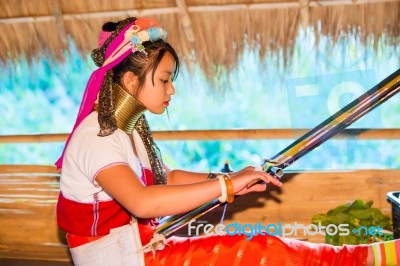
[{"xmin": 102, "ymin": 21, "xmax": 118, "ymax": 32}]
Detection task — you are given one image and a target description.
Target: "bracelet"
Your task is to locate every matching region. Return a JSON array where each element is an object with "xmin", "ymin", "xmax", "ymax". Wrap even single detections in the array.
[
  {"xmin": 217, "ymin": 175, "xmax": 228, "ymax": 203},
  {"xmin": 222, "ymin": 174, "xmax": 235, "ymax": 203}
]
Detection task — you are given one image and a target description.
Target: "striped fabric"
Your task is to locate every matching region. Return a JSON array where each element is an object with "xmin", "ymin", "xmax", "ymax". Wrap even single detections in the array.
[{"xmin": 372, "ymin": 240, "xmax": 399, "ymax": 266}]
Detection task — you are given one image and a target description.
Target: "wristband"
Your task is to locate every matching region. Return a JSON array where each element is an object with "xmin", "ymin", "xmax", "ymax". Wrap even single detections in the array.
[
  {"xmin": 222, "ymin": 174, "xmax": 235, "ymax": 203},
  {"xmin": 217, "ymin": 175, "xmax": 228, "ymax": 203}
]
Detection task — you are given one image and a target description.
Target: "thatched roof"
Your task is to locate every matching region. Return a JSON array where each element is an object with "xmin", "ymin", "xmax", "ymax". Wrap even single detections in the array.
[{"xmin": 0, "ymin": 0, "xmax": 399, "ymax": 72}]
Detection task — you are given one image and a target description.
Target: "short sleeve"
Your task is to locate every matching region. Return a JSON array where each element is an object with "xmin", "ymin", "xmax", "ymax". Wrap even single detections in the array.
[{"xmin": 68, "ymin": 128, "xmax": 134, "ymax": 184}]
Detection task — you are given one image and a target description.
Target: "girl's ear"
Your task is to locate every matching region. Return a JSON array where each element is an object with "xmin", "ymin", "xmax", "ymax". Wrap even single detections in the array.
[{"xmin": 121, "ymin": 71, "xmax": 139, "ymax": 96}]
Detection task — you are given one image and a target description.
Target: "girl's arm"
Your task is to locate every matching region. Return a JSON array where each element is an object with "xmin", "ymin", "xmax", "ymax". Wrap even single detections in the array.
[
  {"xmin": 96, "ymin": 165, "xmax": 281, "ymax": 218},
  {"xmin": 166, "ymin": 169, "xmax": 209, "ymax": 185}
]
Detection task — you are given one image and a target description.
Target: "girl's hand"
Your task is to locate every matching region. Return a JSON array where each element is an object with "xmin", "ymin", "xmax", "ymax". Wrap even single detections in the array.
[{"xmin": 229, "ymin": 166, "xmax": 283, "ymax": 196}]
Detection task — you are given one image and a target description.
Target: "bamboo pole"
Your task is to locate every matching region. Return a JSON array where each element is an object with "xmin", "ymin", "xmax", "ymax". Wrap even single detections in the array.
[{"xmin": 1, "ymin": 128, "xmax": 400, "ymax": 144}]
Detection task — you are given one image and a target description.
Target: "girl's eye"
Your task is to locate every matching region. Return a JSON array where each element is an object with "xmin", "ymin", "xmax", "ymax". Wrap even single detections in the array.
[{"xmin": 161, "ymin": 79, "xmax": 168, "ymax": 84}]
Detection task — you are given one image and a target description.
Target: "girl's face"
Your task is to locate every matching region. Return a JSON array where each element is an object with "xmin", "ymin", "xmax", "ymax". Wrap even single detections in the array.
[{"xmin": 136, "ymin": 52, "xmax": 176, "ymax": 114}]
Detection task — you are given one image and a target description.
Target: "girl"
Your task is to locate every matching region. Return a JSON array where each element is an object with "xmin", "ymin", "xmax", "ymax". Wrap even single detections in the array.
[{"xmin": 56, "ymin": 17, "xmax": 398, "ymax": 266}]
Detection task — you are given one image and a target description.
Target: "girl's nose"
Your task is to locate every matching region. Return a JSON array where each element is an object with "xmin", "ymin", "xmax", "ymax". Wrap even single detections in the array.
[{"xmin": 167, "ymin": 83, "xmax": 175, "ymax": 95}]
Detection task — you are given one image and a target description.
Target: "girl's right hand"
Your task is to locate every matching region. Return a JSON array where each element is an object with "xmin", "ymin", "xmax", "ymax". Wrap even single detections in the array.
[{"xmin": 229, "ymin": 166, "xmax": 283, "ymax": 196}]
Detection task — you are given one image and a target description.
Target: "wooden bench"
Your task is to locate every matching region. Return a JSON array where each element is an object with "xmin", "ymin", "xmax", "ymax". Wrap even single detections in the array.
[
  {"xmin": 0, "ymin": 165, "xmax": 398, "ymax": 263},
  {"xmin": 0, "ymin": 165, "xmax": 71, "ymax": 263}
]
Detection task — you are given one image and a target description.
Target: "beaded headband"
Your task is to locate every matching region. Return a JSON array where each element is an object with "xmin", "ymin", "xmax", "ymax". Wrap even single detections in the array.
[{"xmin": 56, "ymin": 17, "xmax": 168, "ymax": 168}]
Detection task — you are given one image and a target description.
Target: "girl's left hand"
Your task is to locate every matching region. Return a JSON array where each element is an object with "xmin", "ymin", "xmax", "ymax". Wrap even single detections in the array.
[{"xmin": 229, "ymin": 166, "xmax": 283, "ymax": 196}]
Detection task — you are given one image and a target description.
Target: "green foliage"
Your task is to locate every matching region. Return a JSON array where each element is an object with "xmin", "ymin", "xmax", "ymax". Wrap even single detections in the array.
[{"xmin": 312, "ymin": 199, "xmax": 393, "ymax": 245}]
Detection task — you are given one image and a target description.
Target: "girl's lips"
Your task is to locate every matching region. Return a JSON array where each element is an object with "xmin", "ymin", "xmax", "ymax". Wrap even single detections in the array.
[{"xmin": 164, "ymin": 101, "xmax": 170, "ymax": 106}]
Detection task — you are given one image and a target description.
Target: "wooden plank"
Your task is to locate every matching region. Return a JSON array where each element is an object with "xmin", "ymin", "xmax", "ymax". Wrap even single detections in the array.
[
  {"xmin": 0, "ymin": 166, "xmax": 68, "ymax": 261},
  {"xmin": 1, "ymin": 128, "xmax": 400, "ymax": 143},
  {"xmin": 0, "ymin": 165, "xmax": 59, "ymax": 174}
]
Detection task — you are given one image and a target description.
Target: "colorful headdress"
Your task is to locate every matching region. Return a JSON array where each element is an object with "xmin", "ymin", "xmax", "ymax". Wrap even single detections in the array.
[
  {"xmin": 124, "ymin": 24, "xmax": 167, "ymax": 54},
  {"xmin": 55, "ymin": 17, "xmax": 168, "ymax": 169}
]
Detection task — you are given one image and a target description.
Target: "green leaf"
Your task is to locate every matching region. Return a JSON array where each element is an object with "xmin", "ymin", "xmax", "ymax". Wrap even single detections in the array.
[
  {"xmin": 311, "ymin": 213, "xmax": 327, "ymax": 224},
  {"xmin": 365, "ymin": 200, "xmax": 373, "ymax": 208},
  {"xmin": 327, "ymin": 205, "xmax": 350, "ymax": 216},
  {"xmin": 312, "ymin": 199, "xmax": 394, "ymax": 245},
  {"xmin": 338, "ymin": 235, "xmax": 357, "ymax": 245},
  {"xmin": 349, "ymin": 199, "xmax": 367, "ymax": 210},
  {"xmin": 349, "ymin": 209, "xmax": 372, "ymax": 219}
]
